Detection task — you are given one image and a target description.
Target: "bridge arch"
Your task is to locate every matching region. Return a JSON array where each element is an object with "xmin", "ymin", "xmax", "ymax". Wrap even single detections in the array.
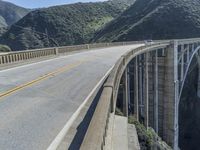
[
  {"xmin": 115, "ymin": 45, "xmax": 168, "ymax": 130},
  {"xmin": 115, "ymin": 42, "xmax": 200, "ymax": 149},
  {"xmin": 178, "ymin": 45, "xmax": 200, "ymax": 101},
  {"xmin": 178, "ymin": 46, "xmax": 200, "ymax": 150},
  {"xmin": 81, "ymin": 39, "xmax": 200, "ymax": 150}
]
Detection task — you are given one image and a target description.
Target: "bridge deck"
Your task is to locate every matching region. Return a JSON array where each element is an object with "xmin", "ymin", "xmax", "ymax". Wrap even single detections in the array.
[{"xmin": 0, "ymin": 45, "xmax": 141, "ymax": 150}]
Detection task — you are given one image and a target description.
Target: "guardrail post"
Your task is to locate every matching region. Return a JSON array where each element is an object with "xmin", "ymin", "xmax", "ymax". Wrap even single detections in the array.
[
  {"xmin": 0, "ymin": 56, "xmax": 2, "ymax": 64},
  {"xmin": 6, "ymin": 55, "xmax": 8, "ymax": 63},
  {"xmin": 87, "ymin": 44, "xmax": 90, "ymax": 49},
  {"xmin": 54, "ymin": 48, "xmax": 59, "ymax": 55}
]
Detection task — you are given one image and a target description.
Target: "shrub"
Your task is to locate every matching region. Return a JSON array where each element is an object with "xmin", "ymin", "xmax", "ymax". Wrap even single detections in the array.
[{"xmin": 0, "ymin": 44, "xmax": 11, "ymax": 52}]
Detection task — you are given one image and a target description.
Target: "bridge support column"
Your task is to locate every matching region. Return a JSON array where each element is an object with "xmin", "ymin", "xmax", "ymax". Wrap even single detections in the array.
[
  {"xmin": 174, "ymin": 41, "xmax": 179, "ymax": 150},
  {"xmin": 180, "ymin": 45, "xmax": 184, "ymax": 81},
  {"xmin": 154, "ymin": 50, "xmax": 159, "ymax": 133},
  {"xmin": 138, "ymin": 55, "xmax": 144, "ymax": 124},
  {"xmin": 134, "ymin": 57, "xmax": 139, "ymax": 121},
  {"xmin": 122, "ymin": 67, "xmax": 129, "ymax": 117},
  {"xmin": 127, "ymin": 66, "xmax": 131, "ymax": 116},
  {"xmin": 186, "ymin": 45, "xmax": 190, "ymax": 64},
  {"xmin": 192, "ymin": 43, "xmax": 195, "ymax": 52},
  {"xmin": 195, "ymin": 54, "xmax": 200, "ymax": 98},
  {"xmin": 144, "ymin": 52, "xmax": 149, "ymax": 128},
  {"xmin": 162, "ymin": 41, "xmax": 179, "ymax": 149}
]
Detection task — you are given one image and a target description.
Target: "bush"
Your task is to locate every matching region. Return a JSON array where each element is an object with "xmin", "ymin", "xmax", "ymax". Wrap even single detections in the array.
[
  {"xmin": 128, "ymin": 116, "xmax": 172, "ymax": 150},
  {"xmin": 0, "ymin": 44, "xmax": 11, "ymax": 52}
]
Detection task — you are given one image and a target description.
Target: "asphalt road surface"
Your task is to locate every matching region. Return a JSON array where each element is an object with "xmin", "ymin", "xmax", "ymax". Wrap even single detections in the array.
[{"xmin": 0, "ymin": 45, "xmax": 142, "ymax": 150}]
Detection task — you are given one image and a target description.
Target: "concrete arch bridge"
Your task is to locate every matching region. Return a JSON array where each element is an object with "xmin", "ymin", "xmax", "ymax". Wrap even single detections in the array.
[{"xmin": 81, "ymin": 38, "xmax": 200, "ymax": 150}]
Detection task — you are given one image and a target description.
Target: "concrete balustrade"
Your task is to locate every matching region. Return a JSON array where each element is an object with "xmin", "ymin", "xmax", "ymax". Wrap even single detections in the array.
[{"xmin": 0, "ymin": 41, "xmax": 144, "ymax": 65}]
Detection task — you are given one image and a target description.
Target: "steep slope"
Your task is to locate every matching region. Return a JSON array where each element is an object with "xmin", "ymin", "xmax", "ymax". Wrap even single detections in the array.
[
  {"xmin": 93, "ymin": 0, "xmax": 200, "ymax": 42},
  {"xmin": 0, "ymin": 26, "xmax": 7, "ymax": 36},
  {"xmin": 0, "ymin": 0, "xmax": 133, "ymax": 51},
  {"xmin": 0, "ymin": 0, "xmax": 29, "ymax": 28}
]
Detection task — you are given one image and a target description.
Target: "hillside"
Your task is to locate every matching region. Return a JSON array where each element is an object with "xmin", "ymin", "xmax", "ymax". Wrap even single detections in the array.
[
  {"xmin": 0, "ymin": 26, "xmax": 7, "ymax": 36},
  {"xmin": 0, "ymin": 0, "xmax": 134, "ymax": 51},
  {"xmin": 0, "ymin": 0, "xmax": 29, "ymax": 28},
  {"xmin": 110, "ymin": 0, "xmax": 135, "ymax": 6},
  {"xmin": 93, "ymin": 0, "xmax": 200, "ymax": 42}
]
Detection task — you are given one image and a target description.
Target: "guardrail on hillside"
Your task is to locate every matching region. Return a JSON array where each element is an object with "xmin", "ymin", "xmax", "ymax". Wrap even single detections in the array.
[
  {"xmin": 0, "ymin": 41, "xmax": 142, "ymax": 65},
  {"xmin": 80, "ymin": 41, "xmax": 171, "ymax": 150}
]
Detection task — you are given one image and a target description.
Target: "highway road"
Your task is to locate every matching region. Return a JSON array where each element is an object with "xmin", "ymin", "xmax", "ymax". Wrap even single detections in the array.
[{"xmin": 0, "ymin": 44, "xmax": 141, "ymax": 150}]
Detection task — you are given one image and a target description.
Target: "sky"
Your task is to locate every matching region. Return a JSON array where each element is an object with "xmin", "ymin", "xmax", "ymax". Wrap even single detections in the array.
[{"xmin": 4, "ymin": 0, "xmax": 106, "ymax": 8}]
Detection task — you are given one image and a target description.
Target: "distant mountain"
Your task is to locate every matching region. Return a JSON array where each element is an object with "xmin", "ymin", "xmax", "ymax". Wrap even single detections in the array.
[
  {"xmin": 0, "ymin": 0, "xmax": 29, "ymax": 28},
  {"xmin": 0, "ymin": 0, "xmax": 134, "ymax": 51},
  {"xmin": 93, "ymin": 0, "xmax": 200, "ymax": 42}
]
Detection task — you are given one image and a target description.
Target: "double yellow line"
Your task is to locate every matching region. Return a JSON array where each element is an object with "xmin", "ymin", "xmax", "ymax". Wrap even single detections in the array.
[{"xmin": 0, "ymin": 61, "xmax": 83, "ymax": 99}]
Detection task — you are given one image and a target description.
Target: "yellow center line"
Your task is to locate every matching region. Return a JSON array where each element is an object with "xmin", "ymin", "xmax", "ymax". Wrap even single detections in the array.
[{"xmin": 0, "ymin": 61, "xmax": 85, "ymax": 99}]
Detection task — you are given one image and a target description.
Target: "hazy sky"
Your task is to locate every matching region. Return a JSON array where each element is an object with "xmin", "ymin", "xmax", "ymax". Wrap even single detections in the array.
[{"xmin": 4, "ymin": 0, "xmax": 106, "ymax": 8}]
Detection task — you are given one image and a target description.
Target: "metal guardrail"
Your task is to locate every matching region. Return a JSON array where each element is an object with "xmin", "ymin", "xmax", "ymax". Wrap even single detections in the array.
[{"xmin": 0, "ymin": 41, "xmax": 143, "ymax": 65}]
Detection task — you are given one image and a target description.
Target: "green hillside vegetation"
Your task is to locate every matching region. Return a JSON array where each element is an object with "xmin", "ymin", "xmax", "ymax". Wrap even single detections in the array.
[
  {"xmin": 112, "ymin": 0, "xmax": 135, "ymax": 6},
  {"xmin": 0, "ymin": 44, "xmax": 11, "ymax": 52},
  {"xmin": 93, "ymin": 0, "xmax": 200, "ymax": 42},
  {"xmin": 0, "ymin": 0, "xmax": 134, "ymax": 51},
  {"xmin": 0, "ymin": 0, "xmax": 29, "ymax": 28},
  {"xmin": 0, "ymin": 0, "xmax": 29, "ymax": 37},
  {"xmin": 0, "ymin": 15, "xmax": 7, "ymax": 28},
  {"xmin": 128, "ymin": 116, "xmax": 172, "ymax": 150},
  {"xmin": 0, "ymin": 27, "xmax": 7, "ymax": 36}
]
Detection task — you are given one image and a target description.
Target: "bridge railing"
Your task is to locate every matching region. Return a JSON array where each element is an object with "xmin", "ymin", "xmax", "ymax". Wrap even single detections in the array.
[
  {"xmin": 0, "ymin": 47, "xmax": 56, "ymax": 65},
  {"xmin": 0, "ymin": 41, "xmax": 143, "ymax": 65},
  {"xmin": 1, "ymin": 38, "xmax": 199, "ymax": 66},
  {"xmin": 80, "ymin": 41, "xmax": 170, "ymax": 150}
]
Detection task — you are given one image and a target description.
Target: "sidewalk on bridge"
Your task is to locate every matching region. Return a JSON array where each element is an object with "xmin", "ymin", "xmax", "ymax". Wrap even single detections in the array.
[
  {"xmin": 113, "ymin": 115, "xmax": 140, "ymax": 150},
  {"xmin": 128, "ymin": 123, "xmax": 140, "ymax": 150},
  {"xmin": 113, "ymin": 115, "xmax": 128, "ymax": 150}
]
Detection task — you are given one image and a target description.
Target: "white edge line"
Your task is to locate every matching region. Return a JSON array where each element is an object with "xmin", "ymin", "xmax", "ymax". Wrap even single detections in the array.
[{"xmin": 46, "ymin": 66, "xmax": 114, "ymax": 150}]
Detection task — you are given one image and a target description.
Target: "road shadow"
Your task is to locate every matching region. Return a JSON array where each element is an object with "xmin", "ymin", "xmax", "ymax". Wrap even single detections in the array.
[{"xmin": 68, "ymin": 87, "xmax": 103, "ymax": 150}]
